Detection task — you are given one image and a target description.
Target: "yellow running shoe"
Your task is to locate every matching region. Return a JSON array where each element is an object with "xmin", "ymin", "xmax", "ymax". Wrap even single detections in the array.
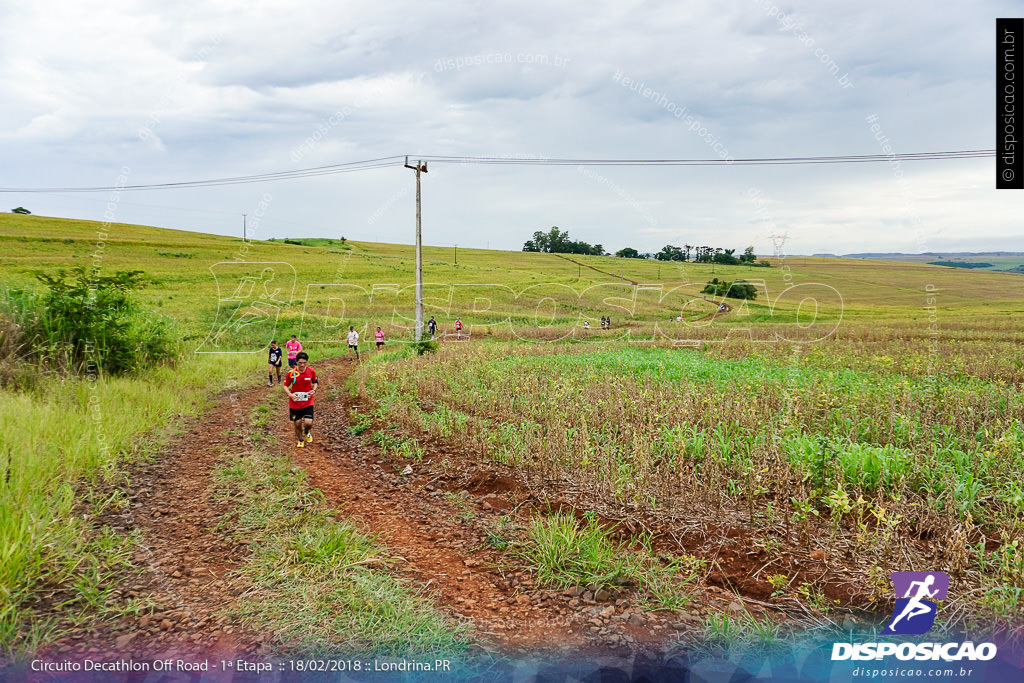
[
  {"xmin": 296, "ymin": 440, "xmax": 305, "ymax": 448},
  {"xmin": 305, "ymin": 431, "xmax": 313, "ymax": 443}
]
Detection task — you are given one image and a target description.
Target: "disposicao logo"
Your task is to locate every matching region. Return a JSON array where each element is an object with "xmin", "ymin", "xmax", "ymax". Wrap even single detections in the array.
[
  {"xmin": 831, "ymin": 571, "xmax": 998, "ymax": 662},
  {"xmin": 882, "ymin": 571, "xmax": 948, "ymax": 635}
]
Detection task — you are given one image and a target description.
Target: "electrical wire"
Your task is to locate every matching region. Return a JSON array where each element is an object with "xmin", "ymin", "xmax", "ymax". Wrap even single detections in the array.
[
  {"xmin": 0, "ymin": 150, "xmax": 995, "ymax": 193},
  {"xmin": 419, "ymin": 150, "xmax": 993, "ymax": 165},
  {"xmin": 0, "ymin": 156, "xmax": 406, "ymax": 193}
]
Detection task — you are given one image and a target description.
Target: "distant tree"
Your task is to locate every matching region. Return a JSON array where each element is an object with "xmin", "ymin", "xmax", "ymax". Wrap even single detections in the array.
[
  {"xmin": 702, "ymin": 277, "xmax": 757, "ymax": 299},
  {"xmin": 739, "ymin": 246, "xmax": 756, "ymax": 264},
  {"xmin": 712, "ymin": 248, "xmax": 740, "ymax": 265},
  {"xmin": 546, "ymin": 227, "xmax": 569, "ymax": 252},
  {"xmin": 11, "ymin": 207, "xmax": 30, "ymax": 214},
  {"xmin": 928, "ymin": 260, "xmax": 992, "ymax": 269},
  {"xmin": 656, "ymin": 244, "xmax": 684, "ymax": 261},
  {"xmin": 523, "ymin": 227, "xmax": 603, "ymax": 255},
  {"xmin": 616, "ymin": 247, "xmax": 641, "ymax": 258},
  {"xmin": 726, "ymin": 280, "xmax": 758, "ymax": 300}
]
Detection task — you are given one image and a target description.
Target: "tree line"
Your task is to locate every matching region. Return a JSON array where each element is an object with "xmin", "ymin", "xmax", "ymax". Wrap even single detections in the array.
[
  {"xmin": 522, "ymin": 227, "xmax": 605, "ymax": 256},
  {"xmin": 522, "ymin": 228, "xmax": 766, "ymax": 266}
]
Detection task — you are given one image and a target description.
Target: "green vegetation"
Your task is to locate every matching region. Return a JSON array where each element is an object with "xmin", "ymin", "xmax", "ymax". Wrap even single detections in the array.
[
  {"xmin": 1, "ymin": 267, "xmax": 175, "ymax": 380},
  {"xmin": 655, "ymin": 244, "xmax": 764, "ymax": 265},
  {"xmin": 513, "ymin": 511, "xmax": 705, "ymax": 611},
  {"xmin": 269, "ymin": 237, "xmax": 350, "ymax": 249},
  {"xmin": 702, "ymin": 609, "xmax": 782, "ymax": 650},
  {"xmin": 0, "ymin": 354, "xmax": 262, "ymax": 656},
  {"xmin": 929, "ymin": 261, "xmax": 994, "ymax": 269},
  {"xmin": 355, "ymin": 337, "xmax": 1024, "ymax": 628},
  {"xmin": 701, "ymin": 277, "xmax": 758, "ymax": 299},
  {"xmin": 517, "ymin": 512, "xmax": 642, "ymax": 589},
  {"xmin": 214, "ymin": 445, "xmax": 468, "ymax": 655},
  {"xmin": 3, "ymin": 212, "xmax": 1024, "ymax": 651},
  {"xmin": 522, "ymin": 226, "xmax": 604, "ymax": 255}
]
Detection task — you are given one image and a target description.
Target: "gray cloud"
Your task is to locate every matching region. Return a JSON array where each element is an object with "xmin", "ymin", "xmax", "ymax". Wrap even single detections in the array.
[{"xmin": 0, "ymin": 0, "xmax": 1019, "ymax": 255}]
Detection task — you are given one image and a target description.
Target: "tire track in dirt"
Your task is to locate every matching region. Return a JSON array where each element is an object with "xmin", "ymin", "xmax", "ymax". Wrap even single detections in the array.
[
  {"xmin": 40, "ymin": 376, "xmax": 272, "ymax": 662},
  {"xmin": 285, "ymin": 361, "xmax": 606, "ymax": 656},
  {"xmin": 36, "ymin": 357, "xmax": 722, "ymax": 664},
  {"xmin": 551, "ymin": 254, "xmax": 639, "ymax": 285}
]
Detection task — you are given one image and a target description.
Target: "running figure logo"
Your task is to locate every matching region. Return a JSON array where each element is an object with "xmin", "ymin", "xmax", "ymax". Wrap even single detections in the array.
[
  {"xmin": 198, "ymin": 262, "xmax": 296, "ymax": 354},
  {"xmin": 882, "ymin": 571, "xmax": 949, "ymax": 635}
]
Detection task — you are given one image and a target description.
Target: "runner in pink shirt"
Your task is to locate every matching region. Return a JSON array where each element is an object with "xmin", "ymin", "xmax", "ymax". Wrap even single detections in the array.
[
  {"xmin": 285, "ymin": 334, "xmax": 303, "ymax": 368},
  {"xmin": 375, "ymin": 326, "xmax": 385, "ymax": 353}
]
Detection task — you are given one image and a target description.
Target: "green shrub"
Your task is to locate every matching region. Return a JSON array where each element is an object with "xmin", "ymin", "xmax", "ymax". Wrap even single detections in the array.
[
  {"xmin": 411, "ymin": 339, "xmax": 438, "ymax": 356},
  {"xmin": 701, "ymin": 278, "xmax": 758, "ymax": 300},
  {"xmin": 1, "ymin": 268, "xmax": 176, "ymax": 380}
]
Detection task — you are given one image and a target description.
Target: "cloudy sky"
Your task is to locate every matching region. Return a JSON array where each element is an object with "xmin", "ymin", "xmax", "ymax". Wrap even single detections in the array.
[{"xmin": 0, "ymin": 0, "xmax": 1019, "ymax": 255}]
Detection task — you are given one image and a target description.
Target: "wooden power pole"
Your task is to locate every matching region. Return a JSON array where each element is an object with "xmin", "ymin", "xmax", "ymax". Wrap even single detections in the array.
[{"xmin": 404, "ymin": 158, "xmax": 428, "ymax": 341}]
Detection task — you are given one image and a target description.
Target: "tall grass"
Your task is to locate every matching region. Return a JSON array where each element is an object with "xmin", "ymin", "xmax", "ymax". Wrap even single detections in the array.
[{"xmin": 0, "ymin": 352, "xmax": 261, "ymax": 656}]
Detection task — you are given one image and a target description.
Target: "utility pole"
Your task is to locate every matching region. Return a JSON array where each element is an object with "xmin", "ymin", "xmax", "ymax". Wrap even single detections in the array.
[
  {"xmin": 242, "ymin": 213, "xmax": 247, "ymax": 242},
  {"xmin": 404, "ymin": 157, "xmax": 428, "ymax": 341}
]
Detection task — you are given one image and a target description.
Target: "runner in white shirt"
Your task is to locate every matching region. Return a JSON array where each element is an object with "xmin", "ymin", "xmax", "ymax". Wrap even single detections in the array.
[{"xmin": 347, "ymin": 325, "xmax": 360, "ymax": 361}]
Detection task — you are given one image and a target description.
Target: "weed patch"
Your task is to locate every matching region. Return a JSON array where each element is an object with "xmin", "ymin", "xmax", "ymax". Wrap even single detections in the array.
[
  {"xmin": 213, "ymin": 449, "xmax": 468, "ymax": 656},
  {"xmin": 516, "ymin": 512, "xmax": 704, "ymax": 610}
]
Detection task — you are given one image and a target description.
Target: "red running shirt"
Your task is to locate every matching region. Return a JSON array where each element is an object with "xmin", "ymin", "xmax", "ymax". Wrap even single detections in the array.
[{"xmin": 284, "ymin": 367, "xmax": 317, "ymax": 408}]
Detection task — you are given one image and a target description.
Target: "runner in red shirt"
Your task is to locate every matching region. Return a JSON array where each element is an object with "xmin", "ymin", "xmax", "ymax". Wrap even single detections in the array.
[{"xmin": 283, "ymin": 351, "xmax": 318, "ymax": 448}]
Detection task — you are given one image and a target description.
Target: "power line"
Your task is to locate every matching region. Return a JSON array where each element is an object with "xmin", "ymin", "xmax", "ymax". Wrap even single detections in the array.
[
  {"xmin": 421, "ymin": 150, "xmax": 994, "ymax": 166},
  {"xmin": 23, "ymin": 190, "xmax": 355, "ymax": 236},
  {"xmin": 0, "ymin": 150, "xmax": 994, "ymax": 193},
  {"xmin": 0, "ymin": 156, "xmax": 406, "ymax": 193}
]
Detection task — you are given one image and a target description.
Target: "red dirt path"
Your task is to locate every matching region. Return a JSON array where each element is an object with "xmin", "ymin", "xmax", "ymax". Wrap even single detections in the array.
[{"xmin": 32, "ymin": 357, "xmax": 856, "ymax": 669}]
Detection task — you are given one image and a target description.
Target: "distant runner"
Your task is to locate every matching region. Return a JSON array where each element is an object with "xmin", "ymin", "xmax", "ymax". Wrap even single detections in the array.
[
  {"xmin": 283, "ymin": 351, "xmax": 318, "ymax": 448},
  {"xmin": 454, "ymin": 317, "xmax": 463, "ymax": 338},
  {"xmin": 427, "ymin": 316, "xmax": 437, "ymax": 337},
  {"xmin": 267, "ymin": 340, "xmax": 283, "ymax": 386},
  {"xmin": 285, "ymin": 334, "xmax": 302, "ymax": 368},
  {"xmin": 375, "ymin": 326, "xmax": 385, "ymax": 353},
  {"xmin": 347, "ymin": 325, "xmax": 360, "ymax": 361}
]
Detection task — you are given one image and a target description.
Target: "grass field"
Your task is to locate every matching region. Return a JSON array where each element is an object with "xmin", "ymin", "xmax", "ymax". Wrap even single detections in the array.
[
  {"xmin": 2, "ymin": 212, "xmax": 1024, "ymax": 655},
  {"xmin": 841, "ymin": 253, "xmax": 1024, "ymax": 273}
]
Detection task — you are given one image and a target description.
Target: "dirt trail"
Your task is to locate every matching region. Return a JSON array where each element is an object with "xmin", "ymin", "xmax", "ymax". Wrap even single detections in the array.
[
  {"xmin": 688, "ymin": 300, "xmax": 731, "ymax": 322},
  {"xmin": 283, "ymin": 361, "xmax": 689, "ymax": 657},
  {"xmin": 552, "ymin": 254, "xmax": 639, "ymax": 285},
  {"xmin": 39, "ymin": 378, "xmax": 272, "ymax": 661},
  {"xmin": 33, "ymin": 352, "xmax": 860, "ymax": 671},
  {"xmin": 37, "ymin": 359, "xmax": 718, "ymax": 663}
]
